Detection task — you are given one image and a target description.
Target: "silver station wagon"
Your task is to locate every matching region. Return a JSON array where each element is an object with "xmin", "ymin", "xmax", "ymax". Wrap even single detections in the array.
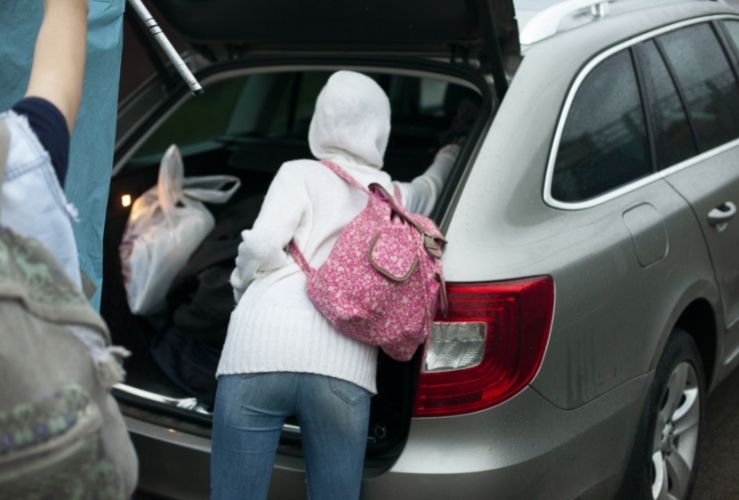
[{"xmin": 107, "ymin": 0, "xmax": 739, "ymax": 498}]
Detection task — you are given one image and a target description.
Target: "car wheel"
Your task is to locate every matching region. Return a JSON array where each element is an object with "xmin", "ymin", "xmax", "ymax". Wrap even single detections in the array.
[{"xmin": 621, "ymin": 328, "xmax": 705, "ymax": 500}]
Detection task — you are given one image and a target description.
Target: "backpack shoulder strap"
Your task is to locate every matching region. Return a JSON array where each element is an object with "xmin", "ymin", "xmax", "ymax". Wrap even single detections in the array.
[
  {"xmin": 392, "ymin": 182, "xmax": 402, "ymax": 206},
  {"xmin": 320, "ymin": 160, "xmax": 370, "ymax": 194},
  {"xmin": 290, "ymin": 160, "xmax": 369, "ymax": 276}
]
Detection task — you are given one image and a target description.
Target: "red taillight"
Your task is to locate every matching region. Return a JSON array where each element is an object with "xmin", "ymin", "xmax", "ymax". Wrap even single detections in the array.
[{"xmin": 413, "ymin": 276, "xmax": 554, "ymax": 417}]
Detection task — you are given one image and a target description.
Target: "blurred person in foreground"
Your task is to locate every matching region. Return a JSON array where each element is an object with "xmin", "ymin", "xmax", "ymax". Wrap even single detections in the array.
[
  {"xmin": 1, "ymin": 0, "xmax": 87, "ymax": 285},
  {"xmin": 0, "ymin": 0, "xmax": 138, "ymax": 497}
]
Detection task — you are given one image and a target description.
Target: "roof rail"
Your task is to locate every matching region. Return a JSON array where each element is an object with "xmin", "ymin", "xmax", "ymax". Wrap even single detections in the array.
[{"xmin": 520, "ymin": 0, "xmax": 610, "ymax": 45}]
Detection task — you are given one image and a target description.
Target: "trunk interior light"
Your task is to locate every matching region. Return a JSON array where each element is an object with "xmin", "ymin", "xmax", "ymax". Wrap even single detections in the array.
[
  {"xmin": 121, "ymin": 194, "xmax": 132, "ymax": 208},
  {"xmin": 414, "ymin": 276, "xmax": 555, "ymax": 417}
]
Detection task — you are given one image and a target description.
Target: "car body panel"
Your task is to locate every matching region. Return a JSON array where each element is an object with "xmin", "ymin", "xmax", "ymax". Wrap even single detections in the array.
[
  {"xmin": 443, "ymin": 3, "xmax": 733, "ymax": 410},
  {"xmin": 663, "ymin": 144, "xmax": 739, "ymax": 353}
]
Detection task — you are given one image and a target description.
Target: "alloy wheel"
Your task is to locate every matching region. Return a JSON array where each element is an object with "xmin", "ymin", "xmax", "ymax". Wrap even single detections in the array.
[{"xmin": 650, "ymin": 361, "xmax": 701, "ymax": 500}]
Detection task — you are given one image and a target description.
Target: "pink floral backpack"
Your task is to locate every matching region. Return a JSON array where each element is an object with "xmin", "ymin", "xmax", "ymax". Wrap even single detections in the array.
[{"xmin": 289, "ymin": 160, "xmax": 448, "ymax": 361}]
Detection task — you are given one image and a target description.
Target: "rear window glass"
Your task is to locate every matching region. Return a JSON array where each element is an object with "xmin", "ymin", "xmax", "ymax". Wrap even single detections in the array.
[
  {"xmin": 637, "ymin": 40, "xmax": 697, "ymax": 169},
  {"xmin": 552, "ymin": 50, "xmax": 652, "ymax": 202},
  {"xmin": 658, "ymin": 24, "xmax": 739, "ymax": 152},
  {"xmin": 132, "ymin": 71, "xmax": 479, "ymax": 164},
  {"xmin": 134, "ymin": 77, "xmax": 249, "ymax": 158}
]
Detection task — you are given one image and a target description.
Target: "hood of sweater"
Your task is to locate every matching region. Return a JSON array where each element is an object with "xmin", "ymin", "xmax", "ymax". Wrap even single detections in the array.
[{"xmin": 308, "ymin": 71, "xmax": 391, "ymax": 169}]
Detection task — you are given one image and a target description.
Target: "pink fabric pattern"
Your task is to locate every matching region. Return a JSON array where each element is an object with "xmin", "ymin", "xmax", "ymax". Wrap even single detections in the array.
[{"xmin": 290, "ymin": 161, "xmax": 446, "ymax": 361}]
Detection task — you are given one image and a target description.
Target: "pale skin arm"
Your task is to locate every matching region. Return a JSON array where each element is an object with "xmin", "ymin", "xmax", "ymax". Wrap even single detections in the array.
[{"xmin": 25, "ymin": 0, "xmax": 88, "ymax": 132}]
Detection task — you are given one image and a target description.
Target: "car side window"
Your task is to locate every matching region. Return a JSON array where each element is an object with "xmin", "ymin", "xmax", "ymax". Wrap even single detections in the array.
[
  {"xmin": 268, "ymin": 72, "xmax": 334, "ymax": 139},
  {"xmin": 133, "ymin": 75, "xmax": 257, "ymax": 160},
  {"xmin": 636, "ymin": 40, "xmax": 697, "ymax": 170},
  {"xmin": 265, "ymin": 72, "xmax": 458, "ymax": 139},
  {"xmin": 723, "ymin": 20, "xmax": 739, "ymax": 55},
  {"xmin": 292, "ymin": 72, "xmax": 332, "ymax": 129},
  {"xmin": 420, "ymin": 79, "xmax": 449, "ymax": 115},
  {"xmin": 552, "ymin": 50, "xmax": 652, "ymax": 202},
  {"xmin": 657, "ymin": 23, "xmax": 739, "ymax": 152}
]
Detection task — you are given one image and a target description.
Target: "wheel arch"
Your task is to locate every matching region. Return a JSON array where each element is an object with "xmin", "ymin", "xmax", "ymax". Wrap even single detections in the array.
[
  {"xmin": 648, "ymin": 275, "xmax": 722, "ymax": 384},
  {"xmin": 674, "ymin": 298, "xmax": 718, "ymax": 389}
]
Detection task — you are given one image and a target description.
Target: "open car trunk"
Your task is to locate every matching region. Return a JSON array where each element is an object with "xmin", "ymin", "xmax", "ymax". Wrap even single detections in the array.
[
  {"xmin": 105, "ymin": 0, "xmax": 516, "ymax": 475},
  {"xmin": 103, "ymin": 64, "xmax": 490, "ymax": 464}
]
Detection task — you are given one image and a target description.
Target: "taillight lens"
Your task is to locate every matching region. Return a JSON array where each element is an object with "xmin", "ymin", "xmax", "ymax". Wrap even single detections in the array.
[{"xmin": 413, "ymin": 276, "xmax": 554, "ymax": 417}]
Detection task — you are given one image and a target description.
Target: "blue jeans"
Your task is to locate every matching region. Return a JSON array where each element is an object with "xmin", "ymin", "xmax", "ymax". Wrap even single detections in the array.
[{"xmin": 211, "ymin": 372, "xmax": 371, "ymax": 500}]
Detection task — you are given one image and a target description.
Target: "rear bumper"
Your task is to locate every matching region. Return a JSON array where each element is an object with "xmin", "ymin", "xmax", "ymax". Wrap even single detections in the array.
[{"xmin": 129, "ymin": 373, "xmax": 651, "ymax": 500}]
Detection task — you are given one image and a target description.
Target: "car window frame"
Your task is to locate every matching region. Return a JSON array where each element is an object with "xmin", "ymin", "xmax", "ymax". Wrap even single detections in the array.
[
  {"xmin": 656, "ymin": 22, "xmax": 739, "ymax": 154},
  {"xmin": 549, "ymin": 47, "xmax": 655, "ymax": 203},
  {"xmin": 543, "ymin": 14, "xmax": 739, "ymax": 211}
]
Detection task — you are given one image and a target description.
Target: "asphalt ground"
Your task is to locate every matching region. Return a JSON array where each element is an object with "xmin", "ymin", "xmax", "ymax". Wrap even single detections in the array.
[{"xmin": 692, "ymin": 362, "xmax": 739, "ymax": 500}]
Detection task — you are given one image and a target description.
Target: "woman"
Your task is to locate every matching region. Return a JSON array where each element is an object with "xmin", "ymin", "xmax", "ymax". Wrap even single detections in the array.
[{"xmin": 212, "ymin": 70, "xmax": 459, "ymax": 500}]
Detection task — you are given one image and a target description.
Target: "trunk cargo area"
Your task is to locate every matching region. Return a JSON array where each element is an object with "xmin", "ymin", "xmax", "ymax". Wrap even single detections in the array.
[{"xmin": 102, "ymin": 67, "xmax": 486, "ymax": 462}]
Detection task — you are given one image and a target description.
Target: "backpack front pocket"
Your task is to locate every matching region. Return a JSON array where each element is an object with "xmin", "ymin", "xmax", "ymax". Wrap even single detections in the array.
[
  {"xmin": 0, "ymin": 384, "xmax": 124, "ymax": 500},
  {"xmin": 368, "ymin": 226, "xmax": 419, "ymax": 282}
]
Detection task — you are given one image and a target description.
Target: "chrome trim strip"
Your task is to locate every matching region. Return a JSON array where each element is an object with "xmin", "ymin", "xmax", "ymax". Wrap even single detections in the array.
[
  {"xmin": 657, "ymin": 136, "xmax": 739, "ymax": 177},
  {"xmin": 283, "ymin": 424, "xmax": 302, "ymax": 436},
  {"xmin": 544, "ymin": 14, "xmax": 739, "ymax": 211},
  {"xmin": 115, "ymin": 383, "xmax": 304, "ymax": 435},
  {"xmin": 114, "ymin": 383, "xmax": 212, "ymax": 414}
]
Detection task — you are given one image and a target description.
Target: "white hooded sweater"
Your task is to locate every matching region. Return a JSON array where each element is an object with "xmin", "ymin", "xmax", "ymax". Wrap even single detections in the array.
[{"xmin": 217, "ymin": 71, "xmax": 458, "ymax": 393}]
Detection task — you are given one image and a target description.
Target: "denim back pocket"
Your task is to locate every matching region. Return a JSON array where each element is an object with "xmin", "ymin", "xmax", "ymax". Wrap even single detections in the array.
[{"xmin": 329, "ymin": 378, "xmax": 370, "ymax": 407}]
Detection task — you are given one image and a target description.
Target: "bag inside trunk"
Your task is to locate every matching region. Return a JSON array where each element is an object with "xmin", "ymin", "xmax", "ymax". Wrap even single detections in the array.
[{"xmin": 102, "ymin": 68, "xmax": 484, "ymax": 457}]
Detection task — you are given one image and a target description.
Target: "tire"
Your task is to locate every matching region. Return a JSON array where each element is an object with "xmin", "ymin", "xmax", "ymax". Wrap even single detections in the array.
[{"xmin": 619, "ymin": 328, "xmax": 705, "ymax": 500}]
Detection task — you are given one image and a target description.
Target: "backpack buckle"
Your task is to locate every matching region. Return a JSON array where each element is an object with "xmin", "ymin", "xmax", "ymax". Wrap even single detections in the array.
[{"xmin": 423, "ymin": 234, "xmax": 443, "ymax": 259}]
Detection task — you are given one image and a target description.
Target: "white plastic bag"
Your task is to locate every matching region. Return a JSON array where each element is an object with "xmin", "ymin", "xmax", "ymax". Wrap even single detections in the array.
[{"xmin": 119, "ymin": 144, "xmax": 240, "ymax": 315}]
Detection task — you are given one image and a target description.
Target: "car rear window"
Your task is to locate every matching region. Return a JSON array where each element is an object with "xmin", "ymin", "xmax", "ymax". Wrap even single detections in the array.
[
  {"xmin": 552, "ymin": 50, "xmax": 652, "ymax": 202},
  {"xmin": 132, "ymin": 71, "xmax": 477, "ymax": 167}
]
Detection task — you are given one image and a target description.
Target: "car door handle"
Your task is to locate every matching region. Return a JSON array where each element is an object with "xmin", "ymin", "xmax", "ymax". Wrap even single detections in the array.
[{"xmin": 707, "ymin": 201, "xmax": 737, "ymax": 226}]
